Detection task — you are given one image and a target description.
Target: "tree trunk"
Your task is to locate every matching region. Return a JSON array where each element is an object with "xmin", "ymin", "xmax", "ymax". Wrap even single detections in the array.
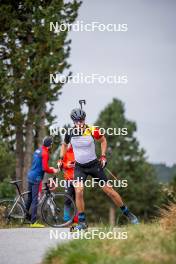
[
  {"xmin": 109, "ymin": 205, "xmax": 116, "ymax": 226},
  {"xmin": 14, "ymin": 94, "xmax": 24, "ymax": 183},
  {"xmin": 15, "ymin": 126, "xmax": 24, "ymax": 181},
  {"xmin": 22, "ymin": 105, "xmax": 35, "ymax": 191},
  {"xmin": 35, "ymin": 97, "xmax": 46, "ymax": 148}
]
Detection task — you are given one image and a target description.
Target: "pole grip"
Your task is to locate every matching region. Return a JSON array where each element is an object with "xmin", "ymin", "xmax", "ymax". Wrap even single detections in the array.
[{"xmin": 79, "ymin": 99, "xmax": 86, "ymax": 109}]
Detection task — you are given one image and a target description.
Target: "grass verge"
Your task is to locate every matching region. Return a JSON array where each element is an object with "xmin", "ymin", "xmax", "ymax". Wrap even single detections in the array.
[{"xmin": 43, "ymin": 221, "xmax": 176, "ymax": 264}]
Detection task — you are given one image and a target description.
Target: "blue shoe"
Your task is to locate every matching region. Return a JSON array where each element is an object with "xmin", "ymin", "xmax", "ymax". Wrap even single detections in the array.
[
  {"xmin": 70, "ymin": 222, "xmax": 88, "ymax": 232},
  {"xmin": 127, "ymin": 212, "xmax": 139, "ymax": 224}
]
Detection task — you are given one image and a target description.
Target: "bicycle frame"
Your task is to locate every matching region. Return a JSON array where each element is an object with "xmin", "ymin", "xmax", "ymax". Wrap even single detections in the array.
[
  {"xmin": 7, "ymin": 182, "xmax": 26, "ymax": 215},
  {"xmin": 7, "ymin": 195, "xmax": 24, "ymax": 217},
  {"xmin": 7, "ymin": 188, "xmax": 50, "ymax": 218},
  {"xmin": 3, "ymin": 181, "xmax": 76, "ymax": 227}
]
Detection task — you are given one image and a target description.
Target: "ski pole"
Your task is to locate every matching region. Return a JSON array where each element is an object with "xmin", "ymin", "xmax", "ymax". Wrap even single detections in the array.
[
  {"xmin": 105, "ymin": 167, "xmax": 120, "ymax": 180},
  {"xmin": 79, "ymin": 99, "xmax": 86, "ymax": 109}
]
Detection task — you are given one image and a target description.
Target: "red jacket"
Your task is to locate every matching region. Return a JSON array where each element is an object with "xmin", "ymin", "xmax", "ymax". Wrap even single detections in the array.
[{"xmin": 62, "ymin": 146, "xmax": 75, "ymax": 180}]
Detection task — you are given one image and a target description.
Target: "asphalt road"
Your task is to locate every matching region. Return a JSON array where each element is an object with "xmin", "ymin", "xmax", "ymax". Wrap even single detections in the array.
[{"xmin": 0, "ymin": 228, "xmax": 71, "ymax": 264}]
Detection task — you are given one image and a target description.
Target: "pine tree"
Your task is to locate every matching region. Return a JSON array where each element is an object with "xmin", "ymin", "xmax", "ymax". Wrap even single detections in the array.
[
  {"xmin": 0, "ymin": 0, "xmax": 81, "ymax": 189},
  {"xmin": 85, "ymin": 99, "xmax": 163, "ymax": 223}
]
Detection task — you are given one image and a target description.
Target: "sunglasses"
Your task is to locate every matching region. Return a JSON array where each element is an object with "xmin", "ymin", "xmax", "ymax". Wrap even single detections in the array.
[{"xmin": 74, "ymin": 119, "xmax": 85, "ymax": 124}]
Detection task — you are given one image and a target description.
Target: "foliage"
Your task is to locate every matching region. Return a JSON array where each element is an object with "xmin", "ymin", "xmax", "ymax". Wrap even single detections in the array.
[
  {"xmin": 153, "ymin": 163, "xmax": 176, "ymax": 183},
  {"xmin": 0, "ymin": 0, "xmax": 81, "ymax": 186},
  {"xmin": 85, "ymin": 98, "xmax": 165, "ymax": 222},
  {"xmin": 0, "ymin": 177, "xmax": 15, "ymax": 199},
  {"xmin": 0, "ymin": 141, "xmax": 15, "ymax": 182}
]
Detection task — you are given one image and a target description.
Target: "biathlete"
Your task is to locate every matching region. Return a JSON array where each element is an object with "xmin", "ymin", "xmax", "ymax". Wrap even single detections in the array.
[{"xmin": 57, "ymin": 108, "xmax": 139, "ymax": 231}]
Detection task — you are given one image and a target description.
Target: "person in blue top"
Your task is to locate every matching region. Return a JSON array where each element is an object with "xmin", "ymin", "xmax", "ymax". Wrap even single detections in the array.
[{"xmin": 25, "ymin": 136, "xmax": 58, "ymax": 227}]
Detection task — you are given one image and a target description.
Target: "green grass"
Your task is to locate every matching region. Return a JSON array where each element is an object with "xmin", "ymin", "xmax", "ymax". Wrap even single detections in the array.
[{"xmin": 43, "ymin": 223, "xmax": 176, "ymax": 264}]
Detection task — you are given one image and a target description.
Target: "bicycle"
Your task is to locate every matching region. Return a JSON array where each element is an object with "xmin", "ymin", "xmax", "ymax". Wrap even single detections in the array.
[{"xmin": 0, "ymin": 180, "xmax": 76, "ymax": 228}]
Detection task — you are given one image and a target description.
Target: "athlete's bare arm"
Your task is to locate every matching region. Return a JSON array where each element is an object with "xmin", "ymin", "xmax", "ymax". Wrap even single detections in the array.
[
  {"xmin": 60, "ymin": 143, "xmax": 68, "ymax": 158},
  {"xmin": 98, "ymin": 135, "xmax": 107, "ymax": 156}
]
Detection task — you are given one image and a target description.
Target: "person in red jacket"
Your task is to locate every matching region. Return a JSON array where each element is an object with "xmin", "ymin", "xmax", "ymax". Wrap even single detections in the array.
[{"xmin": 62, "ymin": 144, "xmax": 78, "ymax": 224}]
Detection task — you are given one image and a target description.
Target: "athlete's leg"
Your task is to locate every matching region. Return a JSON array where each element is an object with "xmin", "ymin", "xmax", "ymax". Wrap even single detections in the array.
[
  {"xmin": 101, "ymin": 184, "xmax": 123, "ymax": 207},
  {"xmin": 74, "ymin": 163, "xmax": 87, "ymax": 213},
  {"xmin": 74, "ymin": 181, "xmax": 85, "ymax": 212},
  {"xmin": 71, "ymin": 164, "xmax": 88, "ymax": 230},
  {"xmin": 89, "ymin": 162, "xmax": 124, "ymax": 207},
  {"xmin": 90, "ymin": 161, "xmax": 139, "ymax": 224},
  {"xmin": 72, "ymin": 184, "xmax": 79, "ymax": 223},
  {"xmin": 101, "ymin": 183, "xmax": 139, "ymax": 223},
  {"xmin": 71, "ymin": 183, "xmax": 87, "ymax": 230}
]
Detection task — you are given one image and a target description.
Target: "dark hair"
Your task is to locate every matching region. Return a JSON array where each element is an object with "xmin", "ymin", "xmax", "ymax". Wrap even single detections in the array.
[{"xmin": 43, "ymin": 136, "xmax": 53, "ymax": 147}]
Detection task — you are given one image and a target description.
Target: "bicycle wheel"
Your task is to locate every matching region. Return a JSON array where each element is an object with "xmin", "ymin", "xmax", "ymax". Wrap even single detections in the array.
[
  {"xmin": 41, "ymin": 192, "xmax": 76, "ymax": 228},
  {"xmin": 0, "ymin": 199, "xmax": 25, "ymax": 226}
]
